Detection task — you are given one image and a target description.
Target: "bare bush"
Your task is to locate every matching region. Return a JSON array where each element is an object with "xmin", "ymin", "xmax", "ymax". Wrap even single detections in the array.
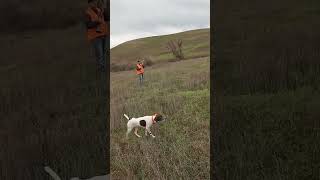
[{"xmin": 166, "ymin": 39, "xmax": 184, "ymax": 60}]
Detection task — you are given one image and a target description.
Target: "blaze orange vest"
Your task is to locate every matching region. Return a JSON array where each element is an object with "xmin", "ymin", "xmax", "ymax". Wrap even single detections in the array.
[
  {"xmin": 136, "ymin": 63, "xmax": 144, "ymax": 75},
  {"xmin": 85, "ymin": 7, "xmax": 109, "ymax": 41}
]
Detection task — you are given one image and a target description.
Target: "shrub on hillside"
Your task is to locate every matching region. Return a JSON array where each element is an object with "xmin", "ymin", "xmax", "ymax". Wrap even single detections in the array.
[{"xmin": 166, "ymin": 39, "xmax": 184, "ymax": 60}]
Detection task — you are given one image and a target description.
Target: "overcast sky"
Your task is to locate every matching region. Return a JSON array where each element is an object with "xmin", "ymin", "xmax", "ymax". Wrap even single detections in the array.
[{"xmin": 110, "ymin": 0, "xmax": 210, "ymax": 48}]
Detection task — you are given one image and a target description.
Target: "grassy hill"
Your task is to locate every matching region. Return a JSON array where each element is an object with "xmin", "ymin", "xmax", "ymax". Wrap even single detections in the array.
[
  {"xmin": 110, "ymin": 28, "xmax": 210, "ymax": 71},
  {"xmin": 110, "ymin": 31, "xmax": 210, "ymax": 179}
]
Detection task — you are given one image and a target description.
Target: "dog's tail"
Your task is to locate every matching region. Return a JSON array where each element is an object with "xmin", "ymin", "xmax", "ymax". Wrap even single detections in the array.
[
  {"xmin": 44, "ymin": 166, "xmax": 61, "ymax": 180},
  {"xmin": 123, "ymin": 114, "xmax": 130, "ymax": 120}
]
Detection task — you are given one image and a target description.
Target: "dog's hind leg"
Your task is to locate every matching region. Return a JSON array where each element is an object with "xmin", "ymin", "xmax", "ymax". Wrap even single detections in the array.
[
  {"xmin": 126, "ymin": 127, "xmax": 133, "ymax": 139},
  {"xmin": 134, "ymin": 128, "xmax": 141, "ymax": 138}
]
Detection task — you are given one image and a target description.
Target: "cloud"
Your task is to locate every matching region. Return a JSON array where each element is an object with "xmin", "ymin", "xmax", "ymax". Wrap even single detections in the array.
[{"xmin": 110, "ymin": 0, "xmax": 210, "ymax": 48}]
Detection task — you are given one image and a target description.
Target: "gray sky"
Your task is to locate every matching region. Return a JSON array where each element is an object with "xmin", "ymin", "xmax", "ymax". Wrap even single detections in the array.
[{"xmin": 110, "ymin": 0, "xmax": 210, "ymax": 48}]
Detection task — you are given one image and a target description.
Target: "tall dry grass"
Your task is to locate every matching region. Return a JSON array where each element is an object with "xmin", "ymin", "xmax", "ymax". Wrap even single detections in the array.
[{"xmin": 110, "ymin": 57, "xmax": 210, "ymax": 179}]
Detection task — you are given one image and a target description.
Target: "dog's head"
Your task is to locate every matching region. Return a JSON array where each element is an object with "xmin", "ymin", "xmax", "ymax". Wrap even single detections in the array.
[{"xmin": 154, "ymin": 113, "xmax": 166, "ymax": 123}]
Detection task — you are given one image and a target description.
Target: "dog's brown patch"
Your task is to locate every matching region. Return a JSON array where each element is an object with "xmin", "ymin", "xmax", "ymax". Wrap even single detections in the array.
[
  {"xmin": 139, "ymin": 120, "xmax": 146, "ymax": 127},
  {"xmin": 154, "ymin": 114, "xmax": 163, "ymax": 122}
]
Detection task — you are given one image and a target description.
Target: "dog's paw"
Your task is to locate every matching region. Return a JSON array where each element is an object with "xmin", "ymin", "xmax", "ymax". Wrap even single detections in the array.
[{"xmin": 152, "ymin": 135, "xmax": 156, "ymax": 138}]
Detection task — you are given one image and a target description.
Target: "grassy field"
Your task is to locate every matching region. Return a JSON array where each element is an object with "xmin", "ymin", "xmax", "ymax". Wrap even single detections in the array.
[
  {"xmin": 110, "ymin": 28, "xmax": 210, "ymax": 71},
  {"xmin": 1, "ymin": 25, "xmax": 108, "ymax": 179},
  {"xmin": 110, "ymin": 54, "xmax": 210, "ymax": 178}
]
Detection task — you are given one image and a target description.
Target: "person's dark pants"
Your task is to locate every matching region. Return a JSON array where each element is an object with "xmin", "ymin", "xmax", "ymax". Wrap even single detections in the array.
[
  {"xmin": 92, "ymin": 36, "xmax": 107, "ymax": 72},
  {"xmin": 138, "ymin": 73, "xmax": 144, "ymax": 85},
  {"xmin": 91, "ymin": 35, "xmax": 109, "ymax": 98}
]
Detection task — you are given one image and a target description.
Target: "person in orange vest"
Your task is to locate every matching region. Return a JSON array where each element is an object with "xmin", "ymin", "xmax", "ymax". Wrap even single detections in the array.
[
  {"xmin": 84, "ymin": 0, "xmax": 109, "ymax": 72},
  {"xmin": 136, "ymin": 60, "xmax": 145, "ymax": 85}
]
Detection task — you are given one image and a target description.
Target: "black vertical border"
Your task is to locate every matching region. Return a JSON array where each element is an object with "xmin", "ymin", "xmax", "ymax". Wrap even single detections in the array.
[
  {"xmin": 210, "ymin": 0, "xmax": 217, "ymax": 179},
  {"xmin": 105, "ymin": 0, "xmax": 110, "ymax": 175}
]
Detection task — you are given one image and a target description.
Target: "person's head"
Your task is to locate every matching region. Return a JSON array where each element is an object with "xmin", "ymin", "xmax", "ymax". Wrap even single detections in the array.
[{"xmin": 88, "ymin": 0, "xmax": 98, "ymax": 7}]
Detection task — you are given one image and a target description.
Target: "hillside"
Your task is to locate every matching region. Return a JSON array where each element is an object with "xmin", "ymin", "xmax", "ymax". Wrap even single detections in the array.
[{"xmin": 110, "ymin": 28, "xmax": 210, "ymax": 69}]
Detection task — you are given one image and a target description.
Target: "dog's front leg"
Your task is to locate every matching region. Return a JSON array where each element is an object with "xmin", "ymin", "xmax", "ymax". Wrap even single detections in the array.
[
  {"xmin": 134, "ymin": 128, "xmax": 141, "ymax": 138},
  {"xmin": 146, "ymin": 127, "xmax": 155, "ymax": 138},
  {"xmin": 145, "ymin": 128, "xmax": 148, "ymax": 136}
]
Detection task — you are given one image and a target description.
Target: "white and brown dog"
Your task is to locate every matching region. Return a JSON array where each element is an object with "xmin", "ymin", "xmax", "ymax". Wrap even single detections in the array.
[{"xmin": 124, "ymin": 113, "xmax": 165, "ymax": 139}]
